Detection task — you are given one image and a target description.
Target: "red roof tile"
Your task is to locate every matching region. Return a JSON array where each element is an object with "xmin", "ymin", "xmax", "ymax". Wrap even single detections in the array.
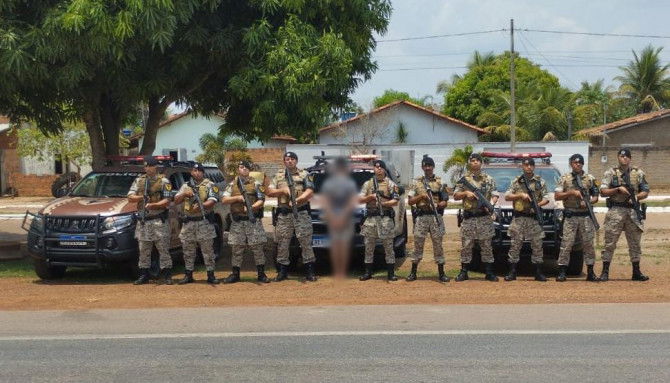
[{"xmin": 579, "ymin": 109, "xmax": 670, "ymax": 136}]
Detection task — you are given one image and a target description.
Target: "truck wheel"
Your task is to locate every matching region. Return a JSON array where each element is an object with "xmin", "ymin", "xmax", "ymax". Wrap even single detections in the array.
[
  {"xmin": 33, "ymin": 258, "xmax": 66, "ymax": 280},
  {"xmin": 51, "ymin": 172, "xmax": 80, "ymax": 197},
  {"xmin": 567, "ymin": 250, "xmax": 584, "ymax": 276}
]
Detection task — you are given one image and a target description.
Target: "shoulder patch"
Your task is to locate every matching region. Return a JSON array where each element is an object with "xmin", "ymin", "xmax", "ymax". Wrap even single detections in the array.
[
  {"xmin": 165, "ymin": 184, "xmax": 172, "ymax": 191},
  {"xmin": 212, "ymin": 186, "xmax": 219, "ymax": 193}
]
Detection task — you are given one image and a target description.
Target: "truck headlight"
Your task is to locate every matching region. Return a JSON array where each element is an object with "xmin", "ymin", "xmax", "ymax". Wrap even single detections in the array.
[
  {"xmin": 102, "ymin": 214, "xmax": 134, "ymax": 234},
  {"xmin": 30, "ymin": 214, "xmax": 44, "ymax": 231}
]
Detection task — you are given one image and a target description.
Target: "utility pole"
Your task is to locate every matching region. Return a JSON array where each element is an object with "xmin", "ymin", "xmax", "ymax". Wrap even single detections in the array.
[
  {"xmin": 509, "ymin": 18, "xmax": 516, "ymax": 152},
  {"xmin": 567, "ymin": 111, "xmax": 573, "ymax": 140}
]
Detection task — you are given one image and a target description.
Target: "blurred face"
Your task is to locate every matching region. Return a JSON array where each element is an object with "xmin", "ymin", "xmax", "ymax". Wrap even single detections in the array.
[
  {"xmin": 570, "ymin": 160, "xmax": 584, "ymax": 173},
  {"xmin": 422, "ymin": 164, "xmax": 434, "ymax": 176},
  {"xmin": 374, "ymin": 163, "xmax": 386, "ymax": 178},
  {"xmin": 144, "ymin": 164, "xmax": 157, "ymax": 177},
  {"xmin": 469, "ymin": 158, "xmax": 482, "ymax": 172},
  {"xmin": 522, "ymin": 162, "xmax": 534, "ymax": 175},
  {"xmin": 284, "ymin": 156, "xmax": 297, "ymax": 169},
  {"xmin": 191, "ymin": 168, "xmax": 204, "ymax": 181},
  {"xmin": 618, "ymin": 153, "xmax": 631, "ymax": 167},
  {"xmin": 238, "ymin": 165, "xmax": 250, "ymax": 177}
]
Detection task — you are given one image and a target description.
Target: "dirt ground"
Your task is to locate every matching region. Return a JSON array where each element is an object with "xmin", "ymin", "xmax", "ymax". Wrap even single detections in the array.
[{"xmin": 1, "ymin": 213, "xmax": 669, "ymax": 311}]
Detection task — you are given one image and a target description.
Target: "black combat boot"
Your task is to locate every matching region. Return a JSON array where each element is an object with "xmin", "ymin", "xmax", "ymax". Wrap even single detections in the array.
[
  {"xmin": 275, "ymin": 264, "xmax": 289, "ymax": 282},
  {"xmin": 133, "ymin": 268, "xmax": 151, "ymax": 285},
  {"xmin": 631, "ymin": 261, "xmax": 650, "ymax": 281},
  {"xmin": 207, "ymin": 270, "xmax": 220, "ymax": 284},
  {"xmin": 599, "ymin": 261, "xmax": 610, "ymax": 282},
  {"xmin": 305, "ymin": 262, "xmax": 318, "ymax": 282},
  {"xmin": 484, "ymin": 263, "xmax": 499, "ymax": 282},
  {"xmin": 178, "ymin": 270, "xmax": 194, "ymax": 285},
  {"xmin": 437, "ymin": 264, "xmax": 450, "ymax": 282},
  {"xmin": 387, "ymin": 263, "xmax": 398, "ymax": 281},
  {"xmin": 556, "ymin": 265, "xmax": 567, "ymax": 282},
  {"xmin": 359, "ymin": 263, "xmax": 373, "ymax": 281},
  {"xmin": 585, "ymin": 265, "xmax": 599, "ymax": 282},
  {"xmin": 504, "ymin": 263, "xmax": 517, "ymax": 281},
  {"xmin": 160, "ymin": 268, "xmax": 173, "ymax": 285},
  {"xmin": 406, "ymin": 262, "xmax": 418, "ymax": 281},
  {"xmin": 455, "ymin": 263, "xmax": 469, "ymax": 282},
  {"xmin": 223, "ymin": 267, "xmax": 241, "ymax": 284},
  {"xmin": 257, "ymin": 265, "xmax": 270, "ymax": 283},
  {"xmin": 534, "ymin": 263, "xmax": 547, "ymax": 282}
]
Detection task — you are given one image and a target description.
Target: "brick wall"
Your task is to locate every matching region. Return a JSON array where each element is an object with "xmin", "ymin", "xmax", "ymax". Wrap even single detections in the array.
[
  {"xmin": 588, "ymin": 146, "xmax": 670, "ymax": 188},
  {"xmin": 10, "ymin": 174, "xmax": 58, "ymax": 197}
]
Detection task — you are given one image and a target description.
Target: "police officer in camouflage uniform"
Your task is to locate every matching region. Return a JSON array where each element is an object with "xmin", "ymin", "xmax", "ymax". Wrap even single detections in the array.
[
  {"xmin": 453, "ymin": 153, "xmax": 500, "ymax": 282},
  {"xmin": 221, "ymin": 161, "xmax": 270, "ymax": 284},
  {"xmin": 599, "ymin": 148, "xmax": 650, "ymax": 282},
  {"xmin": 358, "ymin": 159, "xmax": 400, "ymax": 282},
  {"xmin": 267, "ymin": 152, "xmax": 317, "ymax": 282},
  {"xmin": 127, "ymin": 156, "xmax": 174, "ymax": 285},
  {"xmin": 554, "ymin": 154, "xmax": 599, "ymax": 282},
  {"xmin": 173, "ymin": 162, "xmax": 220, "ymax": 285},
  {"xmin": 504, "ymin": 158, "xmax": 549, "ymax": 282},
  {"xmin": 406, "ymin": 155, "xmax": 450, "ymax": 282}
]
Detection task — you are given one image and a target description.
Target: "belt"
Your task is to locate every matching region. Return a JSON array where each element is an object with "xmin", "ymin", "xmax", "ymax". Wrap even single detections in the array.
[
  {"xmin": 142, "ymin": 211, "xmax": 168, "ymax": 222},
  {"xmin": 415, "ymin": 210, "xmax": 442, "ymax": 217},
  {"xmin": 512, "ymin": 211, "xmax": 536, "ymax": 218},
  {"xmin": 462, "ymin": 210, "xmax": 489, "ymax": 219},
  {"xmin": 609, "ymin": 201, "xmax": 633, "ymax": 208},
  {"xmin": 232, "ymin": 213, "xmax": 262, "ymax": 222},
  {"xmin": 366, "ymin": 208, "xmax": 395, "ymax": 218},
  {"xmin": 564, "ymin": 210, "xmax": 590, "ymax": 218},
  {"xmin": 276, "ymin": 204, "xmax": 310, "ymax": 215},
  {"xmin": 182, "ymin": 216, "xmax": 204, "ymax": 223}
]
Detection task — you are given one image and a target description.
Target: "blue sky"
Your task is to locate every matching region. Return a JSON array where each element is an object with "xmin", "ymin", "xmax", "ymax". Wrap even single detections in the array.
[{"xmin": 351, "ymin": 0, "xmax": 670, "ymax": 109}]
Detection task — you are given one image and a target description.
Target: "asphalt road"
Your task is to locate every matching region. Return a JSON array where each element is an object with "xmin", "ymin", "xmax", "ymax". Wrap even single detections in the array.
[{"xmin": 1, "ymin": 304, "xmax": 670, "ymax": 382}]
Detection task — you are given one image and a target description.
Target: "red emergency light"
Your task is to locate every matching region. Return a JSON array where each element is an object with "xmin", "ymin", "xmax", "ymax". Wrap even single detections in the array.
[
  {"xmin": 481, "ymin": 151, "xmax": 552, "ymax": 159},
  {"xmin": 106, "ymin": 155, "xmax": 173, "ymax": 162}
]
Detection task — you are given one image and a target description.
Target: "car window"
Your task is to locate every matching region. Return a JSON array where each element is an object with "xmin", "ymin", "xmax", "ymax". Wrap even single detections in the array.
[
  {"xmin": 485, "ymin": 168, "xmax": 561, "ymax": 193},
  {"xmin": 69, "ymin": 172, "xmax": 139, "ymax": 197},
  {"xmin": 312, "ymin": 170, "xmax": 372, "ymax": 193}
]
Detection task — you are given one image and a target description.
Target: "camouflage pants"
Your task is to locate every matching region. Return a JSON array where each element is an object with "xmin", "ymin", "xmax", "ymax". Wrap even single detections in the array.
[
  {"xmin": 508, "ymin": 216, "xmax": 544, "ymax": 264},
  {"xmin": 275, "ymin": 210, "xmax": 315, "ymax": 266},
  {"xmin": 229, "ymin": 219, "xmax": 267, "ymax": 267},
  {"xmin": 179, "ymin": 220, "xmax": 217, "ymax": 272},
  {"xmin": 460, "ymin": 215, "xmax": 495, "ymax": 264},
  {"xmin": 135, "ymin": 218, "xmax": 172, "ymax": 269},
  {"xmin": 601, "ymin": 206, "xmax": 643, "ymax": 263},
  {"xmin": 558, "ymin": 215, "xmax": 596, "ymax": 266},
  {"xmin": 361, "ymin": 216, "xmax": 395, "ymax": 264},
  {"xmin": 411, "ymin": 215, "xmax": 445, "ymax": 264}
]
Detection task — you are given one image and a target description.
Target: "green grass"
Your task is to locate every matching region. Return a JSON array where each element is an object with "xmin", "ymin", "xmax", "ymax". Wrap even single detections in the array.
[{"xmin": 0, "ymin": 258, "xmax": 35, "ymax": 278}]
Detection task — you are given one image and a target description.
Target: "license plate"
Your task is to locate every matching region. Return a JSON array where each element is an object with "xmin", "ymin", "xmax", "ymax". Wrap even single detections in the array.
[
  {"xmin": 312, "ymin": 236, "xmax": 330, "ymax": 247},
  {"xmin": 59, "ymin": 241, "xmax": 88, "ymax": 246}
]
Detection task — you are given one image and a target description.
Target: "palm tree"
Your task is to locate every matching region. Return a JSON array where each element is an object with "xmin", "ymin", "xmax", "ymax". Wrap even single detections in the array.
[
  {"xmin": 196, "ymin": 132, "xmax": 247, "ymax": 172},
  {"xmin": 615, "ymin": 45, "xmax": 670, "ymax": 113},
  {"xmin": 443, "ymin": 145, "xmax": 476, "ymax": 186}
]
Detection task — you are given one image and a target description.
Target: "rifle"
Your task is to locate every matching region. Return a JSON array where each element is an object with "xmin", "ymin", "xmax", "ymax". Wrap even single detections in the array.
[
  {"xmin": 285, "ymin": 168, "xmax": 299, "ymax": 219},
  {"xmin": 422, "ymin": 176, "xmax": 443, "ymax": 228},
  {"xmin": 139, "ymin": 176, "xmax": 150, "ymax": 225},
  {"xmin": 519, "ymin": 175, "xmax": 544, "ymax": 224},
  {"xmin": 372, "ymin": 175, "xmax": 385, "ymax": 217},
  {"xmin": 188, "ymin": 179, "xmax": 207, "ymax": 222},
  {"xmin": 237, "ymin": 176, "xmax": 257, "ymax": 224},
  {"xmin": 457, "ymin": 176, "xmax": 497, "ymax": 216},
  {"xmin": 622, "ymin": 170, "xmax": 645, "ymax": 223},
  {"xmin": 573, "ymin": 175, "xmax": 600, "ymax": 231}
]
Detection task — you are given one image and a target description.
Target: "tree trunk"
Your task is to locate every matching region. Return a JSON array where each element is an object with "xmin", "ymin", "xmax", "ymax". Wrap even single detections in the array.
[
  {"xmin": 83, "ymin": 110, "xmax": 107, "ymax": 171},
  {"xmin": 99, "ymin": 93, "xmax": 122, "ymax": 158},
  {"xmin": 139, "ymin": 97, "xmax": 170, "ymax": 155}
]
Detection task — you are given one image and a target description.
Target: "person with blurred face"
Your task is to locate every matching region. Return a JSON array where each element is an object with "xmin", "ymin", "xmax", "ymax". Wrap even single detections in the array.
[{"xmin": 599, "ymin": 148, "xmax": 650, "ymax": 281}]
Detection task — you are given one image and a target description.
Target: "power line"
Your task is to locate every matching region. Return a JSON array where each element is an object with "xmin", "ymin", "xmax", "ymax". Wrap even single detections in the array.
[
  {"xmin": 376, "ymin": 29, "xmax": 504, "ymax": 42},
  {"xmin": 518, "ymin": 31, "xmax": 577, "ymax": 88},
  {"xmin": 523, "ymin": 28, "xmax": 670, "ymax": 39},
  {"xmin": 378, "ymin": 66, "xmax": 467, "ymax": 72}
]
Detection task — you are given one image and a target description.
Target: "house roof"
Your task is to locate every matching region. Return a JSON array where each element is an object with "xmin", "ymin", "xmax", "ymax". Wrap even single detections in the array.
[
  {"xmin": 579, "ymin": 108, "xmax": 670, "ymax": 136},
  {"xmin": 131, "ymin": 111, "xmax": 296, "ymax": 142},
  {"xmin": 0, "ymin": 115, "xmax": 9, "ymax": 124},
  {"xmin": 319, "ymin": 100, "xmax": 486, "ymax": 134}
]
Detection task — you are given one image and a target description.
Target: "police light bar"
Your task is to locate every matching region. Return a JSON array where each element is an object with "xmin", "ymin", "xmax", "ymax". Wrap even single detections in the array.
[
  {"xmin": 481, "ymin": 152, "xmax": 552, "ymax": 159},
  {"xmin": 349, "ymin": 154, "xmax": 379, "ymax": 161},
  {"xmin": 106, "ymin": 155, "xmax": 173, "ymax": 161}
]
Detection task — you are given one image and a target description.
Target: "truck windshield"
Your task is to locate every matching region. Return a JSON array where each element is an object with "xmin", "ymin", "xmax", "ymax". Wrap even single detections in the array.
[
  {"xmin": 69, "ymin": 172, "xmax": 140, "ymax": 197},
  {"xmin": 486, "ymin": 168, "xmax": 561, "ymax": 193},
  {"xmin": 312, "ymin": 170, "xmax": 373, "ymax": 193}
]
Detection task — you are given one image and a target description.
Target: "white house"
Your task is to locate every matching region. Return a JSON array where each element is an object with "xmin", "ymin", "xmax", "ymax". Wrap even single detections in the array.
[
  {"xmin": 136, "ymin": 112, "xmax": 296, "ymax": 161},
  {"xmin": 318, "ymin": 100, "xmax": 485, "ymax": 145}
]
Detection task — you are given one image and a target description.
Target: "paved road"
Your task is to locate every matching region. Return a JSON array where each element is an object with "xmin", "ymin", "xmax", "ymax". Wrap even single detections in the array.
[{"xmin": 1, "ymin": 304, "xmax": 670, "ymax": 382}]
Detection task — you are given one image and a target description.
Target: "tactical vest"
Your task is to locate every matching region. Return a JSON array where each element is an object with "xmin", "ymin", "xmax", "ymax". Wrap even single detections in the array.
[
  {"xmin": 183, "ymin": 179, "xmax": 212, "ymax": 216},
  {"xmin": 512, "ymin": 175, "xmax": 544, "ymax": 213},
  {"xmin": 607, "ymin": 167, "xmax": 642, "ymax": 204},
  {"xmin": 365, "ymin": 177, "xmax": 394, "ymax": 211},
  {"xmin": 136, "ymin": 174, "xmax": 167, "ymax": 213},
  {"xmin": 275, "ymin": 169, "xmax": 308, "ymax": 206},
  {"xmin": 461, "ymin": 173, "xmax": 493, "ymax": 212},
  {"xmin": 229, "ymin": 176, "xmax": 260, "ymax": 215},
  {"xmin": 414, "ymin": 176, "xmax": 443, "ymax": 211},
  {"xmin": 562, "ymin": 172, "xmax": 593, "ymax": 210}
]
